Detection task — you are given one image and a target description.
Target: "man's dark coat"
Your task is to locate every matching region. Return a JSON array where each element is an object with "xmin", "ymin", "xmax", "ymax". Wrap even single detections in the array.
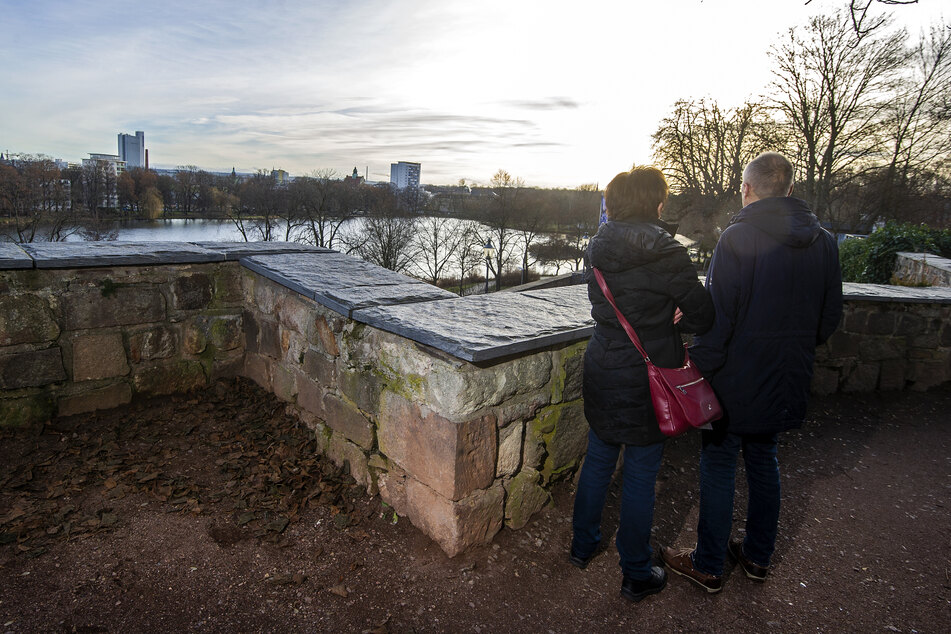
[
  {"xmin": 690, "ymin": 196, "xmax": 843, "ymax": 435},
  {"xmin": 583, "ymin": 219, "xmax": 714, "ymax": 446}
]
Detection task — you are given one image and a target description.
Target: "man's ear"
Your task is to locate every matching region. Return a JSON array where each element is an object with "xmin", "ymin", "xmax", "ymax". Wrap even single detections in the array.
[{"xmin": 787, "ymin": 184, "xmax": 794, "ymax": 196}]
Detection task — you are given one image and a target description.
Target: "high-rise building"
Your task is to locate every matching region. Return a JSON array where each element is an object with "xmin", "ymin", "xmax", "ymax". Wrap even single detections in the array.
[
  {"xmin": 390, "ymin": 161, "xmax": 420, "ymax": 190},
  {"xmin": 118, "ymin": 131, "xmax": 146, "ymax": 168}
]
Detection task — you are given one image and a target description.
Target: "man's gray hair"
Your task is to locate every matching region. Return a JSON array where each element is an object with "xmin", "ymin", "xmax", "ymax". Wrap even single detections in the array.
[{"xmin": 744, "ymin": 152, "xmax": 794, "ymax": 198}]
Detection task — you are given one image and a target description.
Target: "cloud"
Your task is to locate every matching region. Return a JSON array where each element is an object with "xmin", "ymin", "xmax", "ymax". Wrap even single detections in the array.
[{"xmin": 504, "ymin": 97, "xmax": 582, "ymax": 110}]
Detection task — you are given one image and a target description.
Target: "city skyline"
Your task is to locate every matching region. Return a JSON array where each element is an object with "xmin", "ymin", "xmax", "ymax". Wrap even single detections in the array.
[{"xmin": 1, "ymin": 1, "xmax": 945, "ymax": 188}]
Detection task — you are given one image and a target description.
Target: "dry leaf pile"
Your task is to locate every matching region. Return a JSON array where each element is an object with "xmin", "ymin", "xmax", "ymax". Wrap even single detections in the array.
[{"xmin": 0, "ymin": 378, "xmax": 361, "ymax": 559}]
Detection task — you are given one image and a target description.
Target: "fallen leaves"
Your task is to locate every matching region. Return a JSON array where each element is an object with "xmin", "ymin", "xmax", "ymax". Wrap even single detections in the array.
[{"xmin": 0, "ymin": 377, "xmax": 361, "ymax": 558}]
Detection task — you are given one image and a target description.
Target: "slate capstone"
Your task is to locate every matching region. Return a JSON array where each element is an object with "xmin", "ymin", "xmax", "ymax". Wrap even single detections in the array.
[
  {"xmin": 0, "ymin": 243, "xmax": 33, "ymax": 269},
  {"xmin": 241, "ymin": 252, "xmax": 456, "ymax": 318},
  {"xmin": 352, "ymin": 286, "xmax": 595, "ymax": 363},
  {"xmin": 842, "ymin": 282, "xmax": 951, "ymax": 304},
  {"xmin": 191, "ymin": 241, "xmax": 333, "ymax": 261},
  {"xmin": 20, "ymin": 241, "xmax": 224, "ymax": 268}
]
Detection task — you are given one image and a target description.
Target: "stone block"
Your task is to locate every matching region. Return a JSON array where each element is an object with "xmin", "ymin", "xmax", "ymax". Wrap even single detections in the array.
[
  {"xmin": 183, "ymin": 323, "xmax": 207, "ymax": 354},
  {"xmin": 866, "ymin": 311, "xmax": 896, "ymax": 336},
  {"xmin": 322, "ymin": 393, "xmax": 374, "ymax": 450},
  {"xmin": 271, "ymin": 364, "xmax": 298, "ymax": 402},
  {"xmin": 842, "ymin": 363, "xmax": 880, "ymax": 393},
  {"xmin": 0, "ymin": 394, "xmax": 55, "ymax": 427},
  {"xmin": 314, "ymin": 316, "xmax": 340, "ymax": 357},
  {"xmin": 496, "ymin": 420, "xmax": 524, "ymax": 478},
  {"xmin": 128, "ymin": 326, "xmax": 177, "ymax": 362},
  {"xmin": 824, "ymin": 331, "xmax": 860, "ymax": 359},
  {"xmin": 530, "ymin": 402, "xmax": 589, "ymax": 483},
  {"xmin": 907, "ymin": 358, "xmax": 950, "ymax": 391},
  {"xmin": 377, "ymin": 464, "xmax": 409, "ymax": 519},
  {"xmin": 242, "ymin": 310, "xmax": 260, "ymax": 353},
  {"xmin": 72, "ymin": 333, "xmax": 129, "ymax": 381},
  {"xmin": 327, "ymin": 433, "xmax": 373, "ymax": 493},
  {"xmin": 559, "ymin": 345, "xmax": 585, "ymax": 403},
  {"xmin": 404, "ymin": 479, "xmax": 504, "ymax": 557},
  {"xmin": 842, "ymin": 309, "xmax": 867, "ymax": 333},
  {"xmin": 338, "ymin": 367, "xmax": 382, "ymax": 417},
  {"xmin": 495, "ymin": 393, "xmax": 549, "ymax": 427},
  {"xmin": 878, "ymin": 359, "xmax": 907, "ymax": 391},
  {"xmin": 277, "ymin": 295, "xmax": 317, "ymax": 340},
  {"xmin": 296, "ymin": 375, "xmax": 324, "ymax": 418},
  {"xmin": 58, "ymin": 382, "xmax": 132, "ymax": 417},
  {"xmin": 302, "ymin": 348, "xmax": 336, "ymax": 387},
  {"xmin": 63, "ymin": 286, "xmax": 165, "ymax": 330},
  {"xmin": 187, "ymin": 314, "xmax": 243, "ymax": 352},
  {"xmin": 172, "ymin": 273, "xmax": 213, "ymax": 310},
  {"xmin": 810, "ymin": 366, "xmax": 839, "ymax": 396},
  {"xmin": 896, "ymin": 313, "xmax": 926, "ymax": 336},
  {"xmin": 858, "ymin": 337, "xmax": 903, "ymax": 362},
  {"xmin": 0, "ymin": 295, "xmax": 59, "ymax": 346},
  {"xmin": 211, "ymin": 349, "xmax": 245, "ymax": 380},
  {"xmin": 132, "ymin": 360, "xmax": 207, "ymax": 396},
  {"xmin": 212, "ymin": 266, "xmax": 245, "ymax": 306},
  {"xmin": 0, "ymin": 347, "xmax": 66, "ymax": 389},
  {"xmin": 377, "ymin": 391, "xmax": 496, "ymax": 501},
  {"xmin": 258, "ymin": 319, "xmax": 281, "ymax": 358},
  {"xmin": 504, "ymin": 468, "xmax": 551, "ymax": 530},
  {"xmin": 242, "ymin": 353, "xmax": 272, "ymax": 392}
]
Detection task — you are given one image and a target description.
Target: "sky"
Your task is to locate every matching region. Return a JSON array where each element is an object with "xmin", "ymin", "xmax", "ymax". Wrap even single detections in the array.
[{"xmin": 0, "ymin": 0, "xmax": 946, "ymax": 188}]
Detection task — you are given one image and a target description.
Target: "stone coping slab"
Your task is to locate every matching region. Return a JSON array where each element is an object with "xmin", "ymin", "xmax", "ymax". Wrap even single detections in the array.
[
  {"xmin": 193, "ymin": 241, "xmax": 334, "ymax": 261},
  {"xmin": 20, "ymin": 241, "xmax": 225, "ymax": 268},
  {"xmin": 896, "ymin": 252, "xmax": 951, "ymax": 273},
  {"xmin": 0, "ymin": 243, "xmax": 32, "ymax": 269},
  {"xmin": 842, "ymin": 282, "xmax": 951, "ymax": 304},
  {"xmin": 353, "ymin": 285, "xmax": 595, "ymax": 363},
  {"xmin": 241, "ymin": 251, "xmax": 457, "ymax": 318}
]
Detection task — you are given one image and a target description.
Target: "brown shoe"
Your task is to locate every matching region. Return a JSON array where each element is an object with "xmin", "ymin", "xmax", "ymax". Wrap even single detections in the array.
[
  {"xmin": 728, "ymin": 539, "xmax": 769, "ymax": 581},
  {"xmin": 660, "ymin": 547, "xmax": 723, "ymax": 593}
]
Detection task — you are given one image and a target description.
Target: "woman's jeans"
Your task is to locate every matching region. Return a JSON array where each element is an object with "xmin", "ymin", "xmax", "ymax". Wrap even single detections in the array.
[
  {"xmin": 693, "ymin": 430, "xmax": 781, "ymax": 576},
  {"xmin": 572, "ymin": 429, "xmax": 664, "ymax": 580}
]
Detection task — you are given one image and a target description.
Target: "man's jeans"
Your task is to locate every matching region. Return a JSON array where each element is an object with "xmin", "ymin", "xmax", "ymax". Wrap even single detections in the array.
[
  {"xmin": 572, "ymin": 429, "xmax": 664, "ymax": 580},
  {"xmin": 693, "ymin": 430, "xmax": 781, "ymax": 577}
]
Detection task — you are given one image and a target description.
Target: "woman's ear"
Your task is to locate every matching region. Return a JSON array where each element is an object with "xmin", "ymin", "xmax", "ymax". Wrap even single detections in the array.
[{"xmin": 657, "ymin": 201, "xmax": 664, "ymax": 217}]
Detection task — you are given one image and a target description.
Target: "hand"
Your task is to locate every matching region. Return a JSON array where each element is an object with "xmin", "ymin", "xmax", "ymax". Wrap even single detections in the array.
[{"xmin": 673, "ymin": 308, "xmax": 684, "ymax": 324}]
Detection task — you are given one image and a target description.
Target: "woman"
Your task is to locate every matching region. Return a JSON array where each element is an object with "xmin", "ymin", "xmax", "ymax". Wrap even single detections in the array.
[{"xmin": 571, "ymin": 166, "xmax": 714, "ymax": 602}]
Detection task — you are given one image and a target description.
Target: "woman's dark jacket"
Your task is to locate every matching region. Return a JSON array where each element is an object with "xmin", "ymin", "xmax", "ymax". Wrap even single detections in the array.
[
  {"xmin": 689, "ymin": 197, "xmax": 842, "ymax": 435},
  {"xmin": 583, "ymin": 219, "xmax": 714, "ymax": 446}
]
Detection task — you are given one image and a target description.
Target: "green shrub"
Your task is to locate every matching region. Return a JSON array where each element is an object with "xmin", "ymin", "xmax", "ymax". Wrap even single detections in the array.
[
  {"xmin": 839, "ymin": 237, "xmax": 871, "ymax": 282},
  {"xmin": 841, "ymin": 222, "xmax": 951, "ymax": 284}
]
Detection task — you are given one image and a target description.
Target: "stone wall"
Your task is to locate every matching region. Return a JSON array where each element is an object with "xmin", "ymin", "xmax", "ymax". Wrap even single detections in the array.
[
  {"xmin": 2, "ymin": 241, "xmax": 951, "ymax": 557},
  {"xmin": 893, "ymin": 252, "xmax": 951, "ymax": 287}
]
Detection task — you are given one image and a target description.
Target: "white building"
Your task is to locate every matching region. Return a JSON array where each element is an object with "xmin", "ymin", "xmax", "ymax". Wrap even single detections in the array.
[
  {"xmin": 390, "ymin": 161, "xmax": 420, "ymax": 190},
  {"xmin": 118, "ymin": 131, "xmax": 146, "ymax": 168}
]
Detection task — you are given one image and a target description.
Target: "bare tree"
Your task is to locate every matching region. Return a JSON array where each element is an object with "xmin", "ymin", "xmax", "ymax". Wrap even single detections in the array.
[
  {"xmin": 412, "ymin": 215, "xmax": 468, "ymax": 285},
  {"xmin": 806, "ymin": 0, "xmax": 920, "ymax": 39},
  {"xmin": 478, "ymin": 169, "xmax": 523, "ymax": 290},
  {"xmin": 290, "ymin": 169, "xmax": 356, "ymax": 249},
  {"xmin": 768, "ymin": 10, "xmax": 907, "ymax": 225},
  {"xmin": 352, "ymin": 184, "xmax": 419, "ymax": 273},
  {"xmin": 0, "ymin": 156, "xmax": 74, "ymax": 242}
]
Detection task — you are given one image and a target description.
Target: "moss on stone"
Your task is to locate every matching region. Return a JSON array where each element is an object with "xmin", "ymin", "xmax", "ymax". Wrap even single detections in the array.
[
  {"xmin": 0, "ymin": 394, "xmax": 55, "ymax": 427},
  {"xmin": 551, "ymin": 342, "xmax": 587, "ymax": 403}
]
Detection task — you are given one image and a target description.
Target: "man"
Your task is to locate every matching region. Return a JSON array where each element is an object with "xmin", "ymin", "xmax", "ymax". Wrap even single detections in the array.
[{"xmin": 661, "ymin": 152, "xmax": 843, "ymax": 593}]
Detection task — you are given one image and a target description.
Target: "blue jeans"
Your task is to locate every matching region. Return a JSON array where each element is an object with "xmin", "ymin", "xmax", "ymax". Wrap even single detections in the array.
[
  {"xmin": 693, "ymin": 430, "xmax": 780, "ymax": 576},
  {"xmin": 572, "ymin": 429, "xmax": 665, "ymax": 580}
]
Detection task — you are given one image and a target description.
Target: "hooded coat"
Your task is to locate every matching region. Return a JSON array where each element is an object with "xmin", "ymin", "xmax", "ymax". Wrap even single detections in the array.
[
  {"xmin": 583, "ymin": 219, "xmax": 714, "ymax": 446},
  {"xmin": 689, "ymin": 196, "xmax": 843, "ymax": 435}
]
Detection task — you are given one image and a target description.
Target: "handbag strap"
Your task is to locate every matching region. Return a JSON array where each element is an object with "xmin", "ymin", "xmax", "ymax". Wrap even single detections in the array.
[{"xmin": 591, "ymin": 266, "xmax": 652, "ymax": 364}]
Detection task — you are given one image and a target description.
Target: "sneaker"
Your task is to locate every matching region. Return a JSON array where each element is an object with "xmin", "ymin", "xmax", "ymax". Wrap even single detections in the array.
[
  {"xmin": 660, "ymin": 547, "xmax": 723, "ymax": 593},
  {"xmin": 620, "ymin": 566, "xmax": 667, "ymax": 602},
  {"xmin": 728, "ymin": 539, "xmax": 769, "ymax": 581}
]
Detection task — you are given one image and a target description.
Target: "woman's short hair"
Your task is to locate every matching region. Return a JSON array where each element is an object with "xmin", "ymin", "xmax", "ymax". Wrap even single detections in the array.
[{"xmin": 604, "ymin": 166, "xmax": 669, "ymax": 222}]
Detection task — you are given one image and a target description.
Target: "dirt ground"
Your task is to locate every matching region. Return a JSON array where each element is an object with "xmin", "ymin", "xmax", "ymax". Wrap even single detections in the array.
[{"xmin": 1, "ymin": 378, "xmax": 949, "ymax": 633}]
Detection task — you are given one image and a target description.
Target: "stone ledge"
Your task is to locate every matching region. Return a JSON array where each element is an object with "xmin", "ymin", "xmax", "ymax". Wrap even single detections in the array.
[
  {"xmin": 353, "ymin": 286, "xmax": 594, "ymax": 363},
  {"xmin": 0, "ymin": 243, "xmax": 33, "ymax": 269},
  {"xmin": 241, "ymin": 251, "xmax": 456, "ymax": 318},
  {"xmin": 842, "ymin": 282, "xmax": 951, "ymax": 304},
  {"xmin": 20, "ymin": 242, "xmax": 225, "ymax": 268},
  {"xmin": 193, "ymin": 241, "xmax": 333, "ymax": 261}
]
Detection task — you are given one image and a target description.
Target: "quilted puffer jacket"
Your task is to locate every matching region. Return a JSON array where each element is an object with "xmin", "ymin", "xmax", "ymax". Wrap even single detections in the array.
[{"xmin": 582, "ymin": 219, "xmax": 714, "ymax": 446}]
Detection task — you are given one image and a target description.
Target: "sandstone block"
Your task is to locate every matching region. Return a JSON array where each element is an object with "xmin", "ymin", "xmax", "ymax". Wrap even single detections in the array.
[
  {"xmin": 404, "ymin": 479, "xmax": 504, "ymax": 557},
  {"xmin": 63, "ymin": 287, "xmax": 165, "ymax": 330},
  {"xmin": 0, "ymin": 347, "xmax": 66, "ymax": 389},
  {"xmin": 858, "ymin": 337, "xmax": 903, "ymax": 362},
  {"xmin": 172, "ymin": 273, "xmax": 213, "ymax": 310},
  {"xmin": 824, "ymin": 331, "xmax": 860, "ymax": 359},
  {"xmin": 842, "ymin": 363, "xmax": 880, "ymax": 393},
  {"xmin": 128, "ymin": 326, "xmax": 177, "ymax": 362},
  {"xmin": 504, "ymin": 468, "xmax": 550, "ymax": 530},
  {"xmin": 133, "ymin": 360, "xmax": 207, "ymax": 396},
  {"xmin": 530, "ymin": 402, "xmax": 589, "ymax": 483},
  {"xmin": 211, "ymin": 349, "xmax": 244, "ymax": 380},
  {"xmin": 327, "ymin": 433, "xmax": 373, "ymax": 493},
  {"xmin": 878, "ymin": 359, "xmax": 907, "ymax": 391},
  {"xmin": 377, "ymin": 391, "xmax": 496, "ymax": 501},
  {"xmin": 302, "ymin": 348, "xmax": 336, "ymax": 387},
  {"xmin": 377, "ymin": 464, "xmax": 409, "ymax": 519},
  {"xmin": 866, "ymin": 311, "xmax": 896, "ymax": 336},
  {"xmin": 58, "ymin": 382, "xmax": 132, "ymax": 417},
  {"xmin": 183, "ymin": 324, "xmax": 207, "ymax": 354},
  {"xmin": 322, "ymin": 393, "xmax": 374, "ymax": 450},
  {"xmin": 212, "ymin": 267, "xmax": 245, "ymax": 306},
  {"xmin": 810, "ymin": 366, "xmax": 839, "ymax": 395},
  {"xmin": 72, "ymin": 333, "xmax": 129, "ymax": 381},
  {"xmin": 314, "ymin": 316, "xmax": 340, "ymax": 357},
  {"xmin": 258, "ymin": 319, "xmax": 281, "ymax": 358},
  {"xmin": 242, "ymin": 353, "xmax": 272, "ymax": 392},
  {"xmin": 242, "ymin": 310, "xmax": 260, "ymax": 353},
  {"xmin": 338, "ymin": 367, "xmax": 382, "ymax": 417},
  {"xmin": 0, "ymin": 394, "xmax": 55, "ymax": 427},
  {"xmin": 0, "ymin": 295, "xmax": 59, "ymax": 346},
  {"xmin": 296, "ymin": 375, "xmax": 324, "ymax": 418},
  {"xmin": 271, "ymin": 364, "xmax": 298, "ymax": 402},
  {"xmin": 496, "ymin": 420, "xmax": 524, "ymax": 478},
  {"xmin": 495, "ymin": 393, "xmax": 548, "ymax": 427}
]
